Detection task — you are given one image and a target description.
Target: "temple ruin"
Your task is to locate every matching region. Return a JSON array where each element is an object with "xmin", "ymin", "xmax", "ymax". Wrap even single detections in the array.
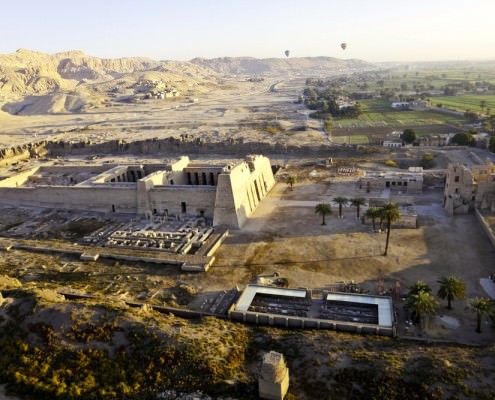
[
  {"xmin": 444, "ymin": 161, "xmax": 495, "ymax": 216},
  {"xmin": 0, "ymin": 155, "xmax": 275, "ymax": 229},
  {"xmin": 359, "ymin": 169, "xmax": 423, "ymax": 194}
]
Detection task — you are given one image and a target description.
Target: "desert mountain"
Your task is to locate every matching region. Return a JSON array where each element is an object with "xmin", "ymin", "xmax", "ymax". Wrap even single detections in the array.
[
  {"xmin": 190, "ymin": 56, "xmax": 374, "ymax": 76},
  {"xmin": 0, "ymin": 49, "xmax": 162, "ymax": 96},
  {"xmin": 0, "ymin": 50, "xmax": 373, "ymax": 115},
  {"xmin": 0, "ymin": 49, "xmax": 218, "ymax": 115}
]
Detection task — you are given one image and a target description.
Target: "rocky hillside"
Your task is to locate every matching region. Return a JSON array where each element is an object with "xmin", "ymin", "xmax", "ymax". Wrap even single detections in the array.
[
  {"xmin": 0, "ymin": 49, "xmax": 218, "ymax": 115},
  {"xmin": 0, "ymin": 50, "xmax": 374, "ymax": 115},
  {"xmin": 0, "ymin": 49, "xmax": 161, "ymax": 96},
  {"xmin": 190, "ymin": 56, "xmax": 375, "ymax": 76}
]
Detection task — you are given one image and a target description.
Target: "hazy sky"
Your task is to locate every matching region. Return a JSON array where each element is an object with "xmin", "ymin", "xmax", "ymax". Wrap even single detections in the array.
[{"xmin": 1, "ymin": 0, "xmax": 494, "ymax": 61}]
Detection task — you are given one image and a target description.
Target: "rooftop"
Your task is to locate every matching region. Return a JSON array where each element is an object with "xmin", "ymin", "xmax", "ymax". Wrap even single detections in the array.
[{"xmin": 234, "ymin": 284, "xmax": 394, "ymax": 328}]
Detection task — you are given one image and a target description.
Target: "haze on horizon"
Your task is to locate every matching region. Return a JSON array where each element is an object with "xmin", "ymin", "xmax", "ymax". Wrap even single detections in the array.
[{"xmin": 1, "ymin": 0, "xmax": 494, "ymax": 62}]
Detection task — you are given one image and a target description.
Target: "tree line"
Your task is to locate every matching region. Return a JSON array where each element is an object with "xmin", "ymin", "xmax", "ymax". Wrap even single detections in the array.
[{"xmin": 303, "ymin": 87, "xmax": 362, "ymax": 119}]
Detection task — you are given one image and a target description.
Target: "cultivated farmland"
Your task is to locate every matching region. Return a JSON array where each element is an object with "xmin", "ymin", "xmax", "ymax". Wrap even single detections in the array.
[
  {"xmin": 331, "ymin": 99, "xmax": 464, "ymax": 129},
  {"xmin": 432, "ymin": 94, "xmax": 495, "ymax": 113}
]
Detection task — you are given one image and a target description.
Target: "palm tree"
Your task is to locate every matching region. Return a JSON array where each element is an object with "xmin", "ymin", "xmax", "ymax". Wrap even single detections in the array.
[
  {"xmin": 406, "ymin": 290, "xmax": 438, "ymax": 329},
  {"xmin": 333, "ymin": 197, "xmax": 348, "ymax": 219},
  {"xmin": 437, "ymin": 276, "xmax": 466, "ymax": 310},
  {"xmin": 351, "ymin": 198, "xmax": 366, "ymax": 219},
  {"xmin": 286, "ymin": 175, "xmax": 296, "ymax": 191},
  {"xmin": 468, "ymin": 297, "xmax": 493, "ymax": 333},
  {"xmin": 378, "ymin": 207, "xmax": 385, "ymax": 231},
  {"xmin": 365, "ymin": 207, "xmax": 381, "ymax": 231},
  {"xmin": 480, "ymin": 100, "xmax": 487, "ymax": 114},
  {"xmin": 381, "ymin": 203, "xmax": 401, "ymax": 256},
  {"xmin": 315, "ymin": 203, "xmax": 332, "ymax": 225},
  {"xmin": 408, "ymin": 280, "xmax": 432, "ymax": 296}
]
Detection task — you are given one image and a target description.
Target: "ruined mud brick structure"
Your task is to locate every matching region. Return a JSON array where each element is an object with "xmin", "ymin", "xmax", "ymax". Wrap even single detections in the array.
[
  {"xmin": 0, "ymin": 155, "xmax": 275, "ymax": 229},
  {"xmin": 359, "ymin": 170, "xmax": 423, "ymax": 194},
  {"xmin": 444, "ymin": 161, "xmax": 495, "ymax": 216}
]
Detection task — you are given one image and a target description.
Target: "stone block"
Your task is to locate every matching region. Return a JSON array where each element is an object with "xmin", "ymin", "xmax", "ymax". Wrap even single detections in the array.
[
  {"xmin": 259, "ymin": 351, "xmax": 289, "ymax": 400},
  {"xmin": 80, "ymin": 253, "xmax": 100, "ymax": 261}
]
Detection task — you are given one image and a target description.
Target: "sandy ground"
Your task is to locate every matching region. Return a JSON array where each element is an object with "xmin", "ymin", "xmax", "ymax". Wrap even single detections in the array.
[
  {"xmin": 0, "ymin": 78, "xmax": 325, "ymax": 149},
  {"xmin": 207, "ymin": 176, "xmax": 495, "ymax": 344}
]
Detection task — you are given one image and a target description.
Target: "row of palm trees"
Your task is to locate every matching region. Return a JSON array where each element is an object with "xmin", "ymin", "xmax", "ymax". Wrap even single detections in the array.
[
  {"xmin": 315, "ymin": 198, "xmax": 401, "ymax": 256},
  {"xmin": 406, "ymin": 277, "xmax": 494, "ymax": 333},
  {"xmin": 315, "ymin": 197, "xmax": 367, "ymax": 221},
  {"xmin": 327, "ymin": 197, "xmax": 367, "ymax": 219},
  {"xmin": 293, "ymin": 178, "xmax": 494, "ymax": 333}
]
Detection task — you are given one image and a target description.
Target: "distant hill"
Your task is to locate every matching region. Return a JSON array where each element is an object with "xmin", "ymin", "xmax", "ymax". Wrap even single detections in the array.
[
  {"xmin": 0, "ymin": 49, "xmax": 162, "ymax": 96},
  {"xmin": 190, "ymin": 56, "xmax": 375, "ymax": 76},
  {"xmin": 0, "ymin": 49, "xmax": 218, "ymax": 115},
  {"xmin": 0, "ymin": 50, "xmax": 375, "ymax": 115}
]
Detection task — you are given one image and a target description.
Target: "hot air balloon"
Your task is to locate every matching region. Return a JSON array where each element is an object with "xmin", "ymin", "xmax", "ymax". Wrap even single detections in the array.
[
  {"xmin": 341, "ymin": 43, "xmax": 347, "ymax": 51},
  {"xmin": 284, "ymin": 50, "xmax": 290, "ymax": 58}
]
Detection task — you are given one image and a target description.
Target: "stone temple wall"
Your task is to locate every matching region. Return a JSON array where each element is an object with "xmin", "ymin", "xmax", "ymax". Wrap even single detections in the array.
[
  {"xmin": 0, "ymin": 185, "xmax": 138, "ymax": 214},
  {"xmin": 0, "ymin": 137, "xmax": 385, "ymax": 168},
  {"xmin": 213, "ymin": 155, "xmax": 275, "ymax": 228},
  {"xmin": 0, "ymin": 155, "xmax": 275, "ymax": 229}
]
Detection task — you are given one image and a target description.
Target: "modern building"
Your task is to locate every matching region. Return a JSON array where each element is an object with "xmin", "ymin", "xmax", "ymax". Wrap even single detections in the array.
[
  {"xmin": 416, "ymin": 133, "xmax": 454, "ymax": 147},
  {"xmin": 391, "ymin": 101, "xmax": 411, "ymax": 109},
  {"xmin": 391, "ymin": 100, "xmax": 428, "ymax": 109},
  {"xmin": 229, "ymin": 284, "xmax": 396, "ymax": 336},
  {"xmin": 0, "ymin": 155, "xmax": 275, "ymax": 229},
  {"xmin": 382, "ymin": 140, "xmax": 403, "ymax": 148}
]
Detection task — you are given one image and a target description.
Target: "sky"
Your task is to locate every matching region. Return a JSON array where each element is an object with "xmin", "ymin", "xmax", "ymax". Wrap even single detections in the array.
[{"xmin": 1, "ymin": 0, "xmax": 494, "ymax": 62}]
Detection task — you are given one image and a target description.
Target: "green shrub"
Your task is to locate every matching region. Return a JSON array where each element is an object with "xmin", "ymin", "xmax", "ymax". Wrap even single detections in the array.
[
  {"xmin": 421, "ymin": 153, "xmax": 436, "ymax": 169},
  {"xmin": 385, "ymin": 159, "xmax": 398, "ymax": 168}
]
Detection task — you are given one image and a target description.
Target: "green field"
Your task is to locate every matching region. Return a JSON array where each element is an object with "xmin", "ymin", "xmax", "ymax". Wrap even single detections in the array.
[
  {"xmin": 432, "ymin": 94, "xmax": 495, "ymax": 113},
  {"xmin": 331, "ymin": 135, "xmax": 369, "ymax": 144},
  {"xmin": 332, "ymin": 99, "xmax": 464, "ymax": 129},
  {"xmin": 343, "ymin": 64, "xmax": 495, "ymax": 92}
]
